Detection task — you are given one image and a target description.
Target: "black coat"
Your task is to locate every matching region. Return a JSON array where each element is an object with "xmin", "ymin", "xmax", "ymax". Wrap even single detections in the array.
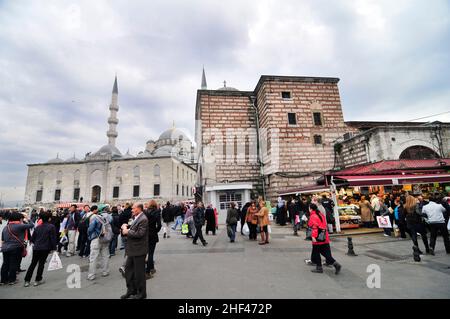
[
  {"xmin": 31, "ymin": 223, "xmax": 57, "ymax": 251},
  {"xmin": 162, "ymin": 206, "xmax": 174, "ymax": 223},
  {"xmin": 111, "ymin": 212, "xmax": 121, "ymax": 235},
  {"xmin": 145, "ymin": 208, "xmax": 162, "ymax": 244},
  {"xmin": 193, "ymin": 207, "xmax": 206, "ymax": 225},
  {"xmin": 119, "ymin": 207, "xmax": 132, "ymax": 226}
]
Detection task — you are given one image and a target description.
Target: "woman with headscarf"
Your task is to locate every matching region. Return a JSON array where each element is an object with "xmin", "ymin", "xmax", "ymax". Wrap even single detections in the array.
[
  {"xmin": 276, "ymin": 197, "xmax": 287, "ymax": 226},
  {"xmin": 205, "ymin": 204, "xmax": 216, "ymax": 235}
]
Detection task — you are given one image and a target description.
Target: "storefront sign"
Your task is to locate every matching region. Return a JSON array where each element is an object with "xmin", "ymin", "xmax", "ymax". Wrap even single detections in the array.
[
  {"xmin": 403, "ymin": 184, "xmax": 412, "ymax": 191},
  {"xmin": 392, "ymin": 179, "xmax": 399, "ymax": 185},
  {"xmin": 376, "ymin": 216, "xmax": 392, "ymax": 228}
]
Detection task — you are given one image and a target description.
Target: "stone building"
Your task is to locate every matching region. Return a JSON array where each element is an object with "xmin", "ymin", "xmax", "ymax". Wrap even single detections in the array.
[
  {"xmin": 195, "ymin": 71, "xmax": 356, "ymax": 221},
  {"xmin": 336, "ymin": 121, "xmax": 450, "ymax": 169},
  {"xmin": 24, "ymin": 77, "xmax": 196, "ymax": 208}
]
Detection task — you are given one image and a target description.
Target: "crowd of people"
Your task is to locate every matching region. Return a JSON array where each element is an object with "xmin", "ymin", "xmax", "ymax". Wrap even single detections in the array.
[{"xmin": 1, "ymin": 190, "xmax": 449, "ymax": 293}]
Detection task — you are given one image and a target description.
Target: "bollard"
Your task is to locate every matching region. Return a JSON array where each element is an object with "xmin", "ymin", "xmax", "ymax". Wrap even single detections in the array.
[
  {"xmin": 346, "ymin": 237, "xmax": 357, "ymax": 256},
  {"xmin": 412, "ymin": 246, "xmax": 421, "ymax": 262}
]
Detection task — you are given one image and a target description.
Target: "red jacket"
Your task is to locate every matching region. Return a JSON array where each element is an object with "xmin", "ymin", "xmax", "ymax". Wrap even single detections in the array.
[{"xmin": 308, "ymin": 210, "xmax": 329, "ymax": 245}]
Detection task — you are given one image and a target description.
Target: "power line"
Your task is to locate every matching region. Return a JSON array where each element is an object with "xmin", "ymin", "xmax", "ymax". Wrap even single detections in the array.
[{"xmin": 407, "ymin": 111, "xmax": 450, "ymax": 122}]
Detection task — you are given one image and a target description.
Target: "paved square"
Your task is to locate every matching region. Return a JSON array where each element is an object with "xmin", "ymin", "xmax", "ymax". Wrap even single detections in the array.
[{"xmin": 1, "ymin": 223, "xmax": 450, "ymax": 299}]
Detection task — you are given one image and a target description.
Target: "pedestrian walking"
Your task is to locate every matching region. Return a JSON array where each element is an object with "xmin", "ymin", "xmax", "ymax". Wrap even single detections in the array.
[
  {"xmin": 1, "ymin": 212, "xmax": 34, "ymax": 285},
  {"xmin": 240, "ymin": 203, "xmax": 250, "ymax": 235},
  {"xmin": 65, "ymin": 204, "xmax": 80, "ymax": 257},
  {"xmin": 87, "ymin": 205, "xmax": 112, "ymax": 280},
  {"xmin": 305, "ymin": 204, "xmax": 341, "ymax": 275},
  {"xmin": 226, "ymin": 202, "xmax": 239, "ymax": 243},
  {"xmin": 144, "ymin": 200, "xmax": 162, "ymax": 279},
  {"xmin": 119, "ymin": 203, "xmax": 132, "ymax": 250},
  {"xmin": 110, "ymin": 206, "xmax": 121, "ymax": 257},
  {"xmin": 404, "ymin": 195, "xmax": 430, "ymax": 254},
  {"xmin": 205, "ymin": 204, "xmax": 217, "ymax": 235},
  {"xmin": 24, "ymin": 211, "xmax": 57, "ymax": 287},
  {"xmin": 192, "ymin": 202, "xmax": 208, "ymax": 246},
  {"xmin": 162, "ymin": 202, "xmax": 174, "ymax": 238},
  {"xmin": 245, "ymin": 201, "xmax": 258, "ymax": 240},
  {"xmin": 255, "ymin": 199, "xmax": 270, "ymax": 245},
  {"xmin": 77, "ymin": 205, "xmax": 91, "ymax": 258},
  {"xmin": 120, "ymin": 203, "xmax": 149, "ymax": 299},
  {"xmin": 421, "ymin": 195, "xmax": 450, "ymax": 255}
]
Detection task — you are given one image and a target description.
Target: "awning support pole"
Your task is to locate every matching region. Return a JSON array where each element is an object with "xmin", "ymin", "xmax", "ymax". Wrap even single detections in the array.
[{"xmin": 330, "ymin": 176, "xmax": 341, "ymax": 233}]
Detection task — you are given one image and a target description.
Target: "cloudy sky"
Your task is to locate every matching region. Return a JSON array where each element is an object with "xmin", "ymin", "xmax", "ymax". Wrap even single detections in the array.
[{"xmin": 0, "ymin": 0, "xmax": 449, "ymax": 202}]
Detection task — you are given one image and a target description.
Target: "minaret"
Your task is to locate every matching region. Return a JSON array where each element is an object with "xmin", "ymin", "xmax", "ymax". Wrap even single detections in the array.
[
  {"xmin": 201, "ymin": 67, "xmax": 207, "ymax": 89},
  {"xmin": 107, "ymin": 75, "xmax": 119, "ymax": 146}
]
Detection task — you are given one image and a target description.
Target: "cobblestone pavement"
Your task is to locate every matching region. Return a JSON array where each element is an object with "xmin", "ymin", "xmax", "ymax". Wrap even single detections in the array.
[{"xmin": 1, "ymin": 223, "xmax": 449, "ymax": 299}]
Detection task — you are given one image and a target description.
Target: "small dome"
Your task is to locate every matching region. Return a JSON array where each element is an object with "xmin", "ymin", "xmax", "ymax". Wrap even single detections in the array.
[
  {"xmin": 121, "ymin": 150, "xmax": 134, "ymax": 159},
  {"xmin": 95, "ymin": 144, "xmax": 122, "ymax": 158},
  {"xmin": 136, "ymin": 150, "xmax": 152, "ymax": 158},
  {"xmin": 217, "ymin": 86, "xmax": 239, "ymax": 91},
  {"xmin": 153, "ymin": 145, "xmax": 175, "ymax": 157},
  {"xmin": 65, "ymin": 154, "xmax": 80, "ymax": 162},
  {"xmin": 47, "ymin": 154, "xmax": 64, "ymax": 164}
]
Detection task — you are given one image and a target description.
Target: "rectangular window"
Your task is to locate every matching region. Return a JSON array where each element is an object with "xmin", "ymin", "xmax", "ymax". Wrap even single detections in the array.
[
  {"xmin": 133, "ymin": 185, "xmax": 140, "ymax": 198},
  {"xmin": 113, "ymin": 186, "xmax": 120, "ymax": 198},
  {"xmin": 313, "ymin": 112, "xmax": 323, "ymax": 126},
  {"xmin": 54, "ymin": 189, "xmax": 61, "ymax": 201},
  {"xmin": 182, "ymin": 185, "xmax": 185, "ymax": 196},
  {"xmin": 73, "ymin": 188, "xmax": 80, "ymax": 201},
  {"xmin": 36, "ymin": 190, "xmax": 43, "ymax": 202},
  {"xmin": 176, "ymin": 184, "xmax": 179, "ymax": 196},
  {"xmin": 288, "ymin": 113, "xmax": 297, "ymax": 125},
  {"xmin": 154, "ymin": 184, "xmax": 160, "ymax": 196},
  {"xmin": 281, "ymin": 91, "xmax": 291, "ymax": 99},
  {"xmin": 314, "ymin": 135, "xmax": 323, "ymax": 145}
]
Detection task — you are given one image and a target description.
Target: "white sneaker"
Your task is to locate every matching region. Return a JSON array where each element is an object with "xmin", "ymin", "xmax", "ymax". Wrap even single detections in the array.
[
  {"xmin": 87, "ymin": 275, "xmax": 95, "ymax": 281},
  {"xmin": 383, "ymin": 234, "xmax": 390, "ymax": 237},
  {"xmin": 101, "ymin": 272, "xmax": 109, "ymax": 277}
]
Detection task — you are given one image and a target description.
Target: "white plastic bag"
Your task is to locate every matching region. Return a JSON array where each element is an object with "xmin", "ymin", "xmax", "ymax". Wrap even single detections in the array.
[
  {"xmin": 60, "ymin": 235, "xmax": 68, "ymax": 245},
  {"xmin": 301, "ymin": 215, "xmax": 308, "ymax": 222},
  {"xmin": 267, "ymin": 225, "xmax": 272, "ymax": 234},
  {"xmin": 447, "ymin": 218, "xmax": 450, "ymax": 231},
  {"xmin": 48, "ymin": 252, "xmax": 63, "ymax": 271},
  {"xmin": 242, "ymin": 223, "xmax": 250, "ymax": 236}
]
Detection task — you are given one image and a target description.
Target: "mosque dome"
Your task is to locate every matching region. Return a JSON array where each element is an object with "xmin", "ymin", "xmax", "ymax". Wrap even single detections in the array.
[
  {"xmin": 121, "ymin": 150, "xmax": 134, "ymax": 159},
  {"xmin": 217, "ymin": 81, "xmax": 239, "ymax": 91},
  {"xmin": 94, "ymin": 144, "xmax": 122, "ymax": 158},
  {"xmin": 65, "ymin": 154, "xmax": 80, "ymax": 163},
  {"xmin": 158, "ymin": 127, "xmax": 191, "ymax": 142},
  {"xmin": 47, "ymin": 154, "xmax": 64, "ymax": 164}
]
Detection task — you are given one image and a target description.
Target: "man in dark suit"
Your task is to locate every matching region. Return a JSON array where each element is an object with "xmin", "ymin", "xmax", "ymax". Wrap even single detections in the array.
[{"xmin": 120, "ymin": 203, "xmax": 149, "ymax": 299}]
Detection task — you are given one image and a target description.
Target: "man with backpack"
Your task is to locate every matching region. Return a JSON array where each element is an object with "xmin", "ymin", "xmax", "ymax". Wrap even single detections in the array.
[{"xmin": 87, "ymin": 205, "xmax": 113, "ymax": 281}]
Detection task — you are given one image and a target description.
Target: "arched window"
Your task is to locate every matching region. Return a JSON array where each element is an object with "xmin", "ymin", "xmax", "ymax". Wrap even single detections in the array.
[
  {"xmin": 116, "ymin": 167, "xmax": 122, "ymax": 184},
  {"xmin": 133, "ymin": 166, "xmax": 140, "ymax": 184},
  {"xmin": 56, "ymin": 171, "xmax": 63, "ymax": 185},
  {"xmin": 38, "ymin": 171, "xmax": 45, "ymax": 185},
  {"xmin": 399, "ymin": 146, "xmax": 439, "ymax": 160},
  {"xmin": 74, "ymin": 170, "xmax": 80, "ymax": 187},
  {"xmin": 154, "ymin": 164, "xmax": 160, "ymax": 177}
]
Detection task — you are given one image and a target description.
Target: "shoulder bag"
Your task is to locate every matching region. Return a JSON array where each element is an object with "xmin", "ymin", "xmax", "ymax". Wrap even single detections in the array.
[{"xmin": 7, "ymin": 225, "xmax": 28, "ymax": 257}]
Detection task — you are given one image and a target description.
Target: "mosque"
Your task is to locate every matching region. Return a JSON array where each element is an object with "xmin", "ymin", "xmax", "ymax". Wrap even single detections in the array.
[{"xmin": 24, "ymin": 77, "xmax": 197, "ymax": 207}]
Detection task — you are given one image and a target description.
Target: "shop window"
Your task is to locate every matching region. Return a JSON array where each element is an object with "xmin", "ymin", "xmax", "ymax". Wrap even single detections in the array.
[
  {"xmin": 73, "ymin": 188, "xmax": 80, "ymax": 201},
  {"xmin": 36, "ymin": 190, "xmax": 43, "ymax": 202},
  {"xmin": 154, "ymin": 184, "xmax": 160, "ymax": 196},
  {"xmin": 219, "ymin": 193, "xmax": 242, "ymax": 210},
  {"xmin": 133, "ymin": 185, "xmax": 140, "ymax": 198},
  {"xmin": 113, "ymin": 186, "xmax": 120, "ymax": 198},
  {"xmin": 288, "ymin": 113, "xmax": 297, "ymax": 125}
]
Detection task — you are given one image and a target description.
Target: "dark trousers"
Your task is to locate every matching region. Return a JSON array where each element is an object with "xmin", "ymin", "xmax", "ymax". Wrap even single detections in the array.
[
  {"xmin": 193, "ymin": 224, "xmax": 206, "ymax": 244},
  {"xmin": 397, "ymin": 223, "xmax": 409, "ymax": 238},
  {"xmin": 78, "ymin": 232, "xmax": 88, "ymax": 256},
  {"xmin": 110, "ymin": 234, "xmax": 119, "ymax": 255},
  {"xmin": 248, "ymin": 222, "xmax": 257, "ymax": 240},
  {"xmin": 1, "ymin": 248, "xmax": 22, "ymax": 284},
  {"xmin": 429, "ymin": 223, "xmax": 450, "ymax": 253},
  {"xmin": 407, "ymin": 224, "xmax": 429, "ymax": 251},
  {"xmin": 125, "ymin": 255, "xmax": 146, "ymax": 297},
  {"xmin": 311, "ymin": 244, "xmax": 336, "ymax": 268},
  {"xmin": 146, "ymin": 242, "xmax": 156, "ymax": 273},
  {"xmin": 24, "ymin": 250, "xmax": 50, "ymax": 282}
]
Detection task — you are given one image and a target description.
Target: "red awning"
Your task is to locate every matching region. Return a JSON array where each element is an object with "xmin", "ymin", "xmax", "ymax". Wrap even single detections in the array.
[
  {"xmin": 334, "ymin": 173, "xmax": 450, "ymax": 187},
  {"xmin": 279, "ymin": 185, "xmax": 331, "ymax": 196}
]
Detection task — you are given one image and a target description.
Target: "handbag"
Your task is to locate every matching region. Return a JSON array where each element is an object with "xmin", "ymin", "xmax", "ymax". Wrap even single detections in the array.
[
  {"xmin": 305, "ymin": 227, "xmax": 312, "ymax": 240},
  {"xmin": 315, "ymin": 213, "xmax": 327, "ymax": 242},
  {"xmin": 7, "ymin": 225, "xmax": 27, "ymax": 257}
]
